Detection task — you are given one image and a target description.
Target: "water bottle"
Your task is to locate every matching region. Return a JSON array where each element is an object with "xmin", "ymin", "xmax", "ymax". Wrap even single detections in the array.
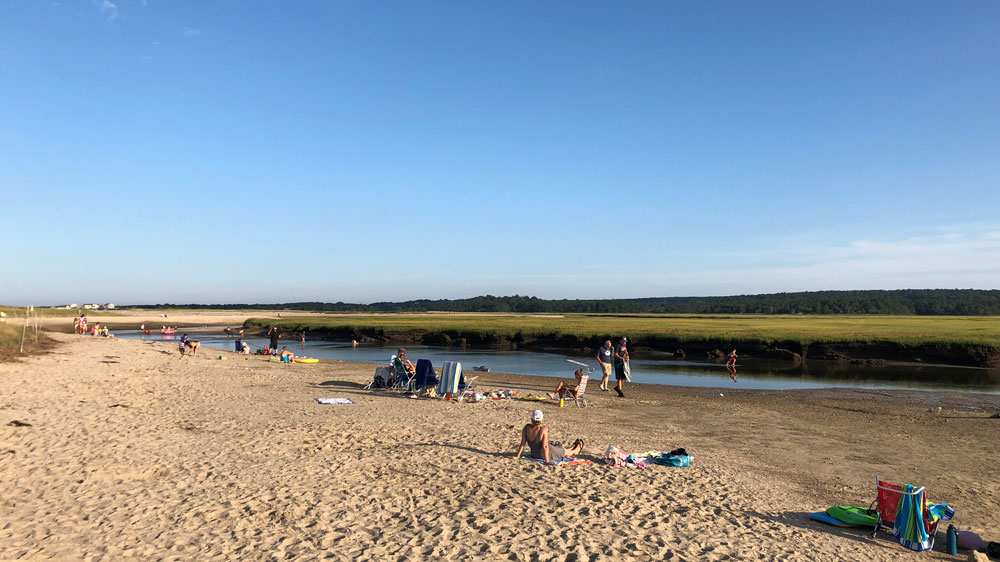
[{"xmin": 946, "ymin": 524, "xmax": 957, "ymax": 555}]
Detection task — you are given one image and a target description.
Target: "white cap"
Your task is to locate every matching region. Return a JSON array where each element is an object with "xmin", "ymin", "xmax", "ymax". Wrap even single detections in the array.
[{"xmin": 531, "ymin": 409, "xmax": 544, "ymax": 421}]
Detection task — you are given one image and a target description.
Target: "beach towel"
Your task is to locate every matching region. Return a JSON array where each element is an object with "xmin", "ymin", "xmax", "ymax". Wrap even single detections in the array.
[
  {"xmin": 628, "ymin": 449, "xmax": 693, "ymax": 467},
  {"xmin": 414, "ymin": 359, "xmax": 436, "ymax": 390},
  {"xmin": 523, "ymin": 456, "xmax": 593, "ymax": 466},
  {"xmin": 315, "ymin": 398, "xmax": 354, "ymax": 405},
  {"xmin": 893, "ymin": 485, "xmax": 932, "ymax": 551},
  {"xmin": 438, "ymin": 361, "xmax": 461, "ymax": 396}
]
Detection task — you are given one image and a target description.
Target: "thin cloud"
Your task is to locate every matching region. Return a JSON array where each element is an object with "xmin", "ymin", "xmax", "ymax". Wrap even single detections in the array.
[
  {"xmin": 183, "ymin": 26, "xmax": 202, "ymax": 37},
  {"xmin": 98, "ymin": 0, "xmax": 118, "ymax": 22}
]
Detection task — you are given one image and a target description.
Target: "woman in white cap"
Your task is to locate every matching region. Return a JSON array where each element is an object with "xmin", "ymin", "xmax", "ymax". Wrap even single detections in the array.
[{"xmin": 515, "ymin": 409, "xmax": 583, "ymax": 465}]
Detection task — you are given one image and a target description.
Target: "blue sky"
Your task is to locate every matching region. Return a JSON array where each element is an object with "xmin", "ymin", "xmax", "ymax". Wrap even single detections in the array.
[{"xmin": 2, "ymin": 1, "xmax": 998, "ymax": 305}]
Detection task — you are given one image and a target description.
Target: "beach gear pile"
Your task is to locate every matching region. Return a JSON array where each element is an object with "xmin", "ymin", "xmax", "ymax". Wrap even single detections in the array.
[
  {"xmin": 809, "ymin": 476, "xmax": 957, "ymax": 553},
  {"xmin": 603, "ymin": 446, "xmax": 692, "ymax": 468}
]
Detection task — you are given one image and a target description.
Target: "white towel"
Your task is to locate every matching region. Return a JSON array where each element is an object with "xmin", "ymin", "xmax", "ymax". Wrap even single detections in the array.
[{"xmin": 315, "ymin": 398, "xmax": 354, "ymax": 405}]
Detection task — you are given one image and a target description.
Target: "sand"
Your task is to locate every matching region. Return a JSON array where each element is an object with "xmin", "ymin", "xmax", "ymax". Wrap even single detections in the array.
[{"xmin": 2, "ymin": 333, "xmax": 998, "ymax": 561}]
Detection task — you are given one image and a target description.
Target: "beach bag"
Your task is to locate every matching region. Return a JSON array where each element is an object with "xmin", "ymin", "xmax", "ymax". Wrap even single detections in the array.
[
  {"xmin": 603, "ymin": 445, "xmax": 627, "ymax": 467},
  {"xmin": 372, "ymin": 367, "xmax": 390, "ymax": 389},
  {"xmin": 653, "ymin": 448, "xmax": 692, "ymax": 467}
]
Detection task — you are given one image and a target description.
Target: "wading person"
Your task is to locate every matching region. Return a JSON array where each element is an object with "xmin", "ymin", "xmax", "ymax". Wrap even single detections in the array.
[
  {"xmin": 595, "ymin": 340, "xmax": 613, "ymax": 391},
  {"xmin": 268, "ymin": 327, "xmax": 280, "ymax": 354},
  {"xmin": 614, "ymin": 337, "xmax": 630, "ymax": 398},
  {"xmin": 726, "ymin": 349, "xmax": 738, "ymax": 367}
]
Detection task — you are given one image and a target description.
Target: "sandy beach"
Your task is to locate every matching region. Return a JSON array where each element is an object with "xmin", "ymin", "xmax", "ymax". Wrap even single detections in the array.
[{"xmin": 2, "ymin": 333, "xmax": 998, "ymax": 561}]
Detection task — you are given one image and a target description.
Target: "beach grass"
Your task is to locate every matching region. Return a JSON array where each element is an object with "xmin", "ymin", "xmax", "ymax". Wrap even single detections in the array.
[
  {"xmin": 244, "ymin": 313, "xmax": 1000, "ymax": 347},
  {"xmin": 0, "ymin": 322, "xmax": 51, "ymax": 359}
]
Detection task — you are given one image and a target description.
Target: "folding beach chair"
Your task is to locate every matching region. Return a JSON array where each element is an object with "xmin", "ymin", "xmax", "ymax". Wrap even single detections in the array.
[
  {"xmin": 414, "ymin": 359, "xmax": 436, "ymax": 390},
  {"xmin": 456, "ymin": 376, "xmax": 479, "ymax": 402},
  {"xmin": 390, "ymin": 357, "xmax": 415, "ymax": 392},
  {"xmin": 438, "ymin": 361, "xmax": 462, "ymax": 399},
  {"xmin": 871, "ymin": 476, "xmax": 954, "ymax": 552},
  {"xmin": 364, "ymin": 366, "xmax": 391, "ymax": 390},
  {"xmin": 557, "ymin": 375, "xmax": 589, "ymax": 408}
]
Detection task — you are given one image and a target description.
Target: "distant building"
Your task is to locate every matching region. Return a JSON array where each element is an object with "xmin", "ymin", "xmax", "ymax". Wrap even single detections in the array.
[
  {"xmin": 83, "ymin": 304, "xmax": 100, "ymax": 310},
  {"xmin": 103, "ymin": 303, "xmax": 115, "ymax": 310}
]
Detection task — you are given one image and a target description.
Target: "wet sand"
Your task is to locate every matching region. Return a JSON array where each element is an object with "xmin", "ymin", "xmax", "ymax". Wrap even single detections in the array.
[{"xmin": 1, "ymin": 333, "xmax": 998, "ymax": 560}]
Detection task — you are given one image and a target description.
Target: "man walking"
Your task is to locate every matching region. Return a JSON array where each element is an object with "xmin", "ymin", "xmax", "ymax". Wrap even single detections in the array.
[
  {"xmin": 613, "ymin": 337, "xmax": 630, "ymax": 398},
  {"xmin": 595, "ymin": 340, "xmax": 613, "ymax": 391}
]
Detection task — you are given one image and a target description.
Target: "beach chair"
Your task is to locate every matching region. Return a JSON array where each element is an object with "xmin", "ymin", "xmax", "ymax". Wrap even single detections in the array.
[
  {"xmin": 438, "ymin": 361, "xmax": 462, "ymax": 399},
  {"xmin": 390, "ymin": 358, "xmax": 414, "ymax": 392},
  {"xmin": 364, "ymin": 366, "xmax": 392, "ymax": 390},
  {"xmin": 871, "ymin": 476, "xmax": 954, "ymax": 552},
  {"xmin": 550, "ymin": 375, "xmax": 589, "ymax": 407},
  {"xmin": 414, "ymin": 359, "xmax": 436, "ymax": 390},
  {"xmin": 456, "ymin": 376, "xmax": 479, "ymax": 402}
]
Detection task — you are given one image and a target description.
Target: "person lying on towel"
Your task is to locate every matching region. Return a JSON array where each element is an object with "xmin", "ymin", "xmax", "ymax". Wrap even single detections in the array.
[
  {"xmin": 515, "ymin": 410, "xmax": 583, "ymax": 465},
  {"xmin": 547, "ymin": 368, "xmax": 585, "ymax": 400}
]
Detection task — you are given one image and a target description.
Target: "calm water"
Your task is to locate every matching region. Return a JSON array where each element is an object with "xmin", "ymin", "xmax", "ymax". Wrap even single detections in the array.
[{"xmin": 118, "ymin": 330, "xmax": 1000, "ymax": 394}]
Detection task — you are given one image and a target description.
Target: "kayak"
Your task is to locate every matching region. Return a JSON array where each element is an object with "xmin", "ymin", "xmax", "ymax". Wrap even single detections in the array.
[{"xmin": 294, "ymin": 358, "xmax": 319, "ymax": 364}]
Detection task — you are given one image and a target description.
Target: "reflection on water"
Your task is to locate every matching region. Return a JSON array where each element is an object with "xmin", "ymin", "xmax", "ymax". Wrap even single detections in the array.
[{"xmin": 118, "ymin": 331, "xmax": 1000, "ymax": 394}]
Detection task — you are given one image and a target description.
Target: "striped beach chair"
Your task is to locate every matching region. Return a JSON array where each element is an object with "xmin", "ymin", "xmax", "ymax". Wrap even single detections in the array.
[{"xmin": 438, "ymin": 361, "xmax": 462, "ymax": 399}]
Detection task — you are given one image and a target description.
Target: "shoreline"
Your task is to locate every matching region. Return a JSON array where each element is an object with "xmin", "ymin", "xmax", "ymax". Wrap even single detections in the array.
[
  {"xmin": 2, "ymin": 334, "xmax": 998, "ymax": 560},
  {"xmin": 34, "ymin": 311, "xmax": 1000, "ymax": 369}
]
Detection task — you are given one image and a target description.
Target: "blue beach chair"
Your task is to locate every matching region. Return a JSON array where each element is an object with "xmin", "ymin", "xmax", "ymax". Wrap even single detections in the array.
[{"xmin": 414, "ymin": 359, "xmax": 436, "ymax": 390}]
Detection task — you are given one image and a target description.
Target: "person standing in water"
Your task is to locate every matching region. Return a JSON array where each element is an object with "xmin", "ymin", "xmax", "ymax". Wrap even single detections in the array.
[
  {"xmin": 613, "ymin": 337, "xmax": 630, "ymax": 398},
  {"xmin": 726, "ymin": 349, "xmax": 738, "ymax": 367},
  {"xmin": 301, "ymin": 332, "xmax": 306, "ymax": 349},
  {"xmin": 268, "ymin": 327, "xmax": 280, "ymax": 354}
]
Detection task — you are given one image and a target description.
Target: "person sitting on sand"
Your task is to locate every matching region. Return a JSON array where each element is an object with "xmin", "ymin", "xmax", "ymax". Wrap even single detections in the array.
[
  {"xmin": 279, "ymin": 346, "xmax": 295, "ymax": 361},
  {"xmin": 548, "ymin": 368, "xmax": 585, "ymax": 400},
  {"xmin": 515, "ymin": 410, "xmax": 583, "ymax": 465}
]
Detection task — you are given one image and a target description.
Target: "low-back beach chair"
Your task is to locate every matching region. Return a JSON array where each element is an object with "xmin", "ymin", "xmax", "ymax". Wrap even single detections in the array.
[
  {"xmin": 456, "ymin": 376, "xmax": 479, "ymax": 402},
  {"xmin": 390, "ymin": 358, "xmax": 414, "ymax": 392},
  {"xmin": 414, "ymin": 359, "xmax": 436, "ymax": 390},
  {"xmin": 872, "ymin": 476, "xmax": 953, "ymax": 552},
  {"xmin": 568, "ymin": 375, "xmax": 589, "ymax": 407},
  {"xmin": 365, "ymin": 366, "xmax": 392, "ymax": 390},
  {"xmin": 550, "ymin": 375, "xmax": 589, "ymax": 407},
  {"xmin": 438, "ymin": 361, "xmax": 462, "ymax": 399}
]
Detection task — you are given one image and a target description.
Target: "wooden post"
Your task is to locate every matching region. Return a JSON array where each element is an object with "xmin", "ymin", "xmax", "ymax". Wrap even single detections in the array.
[{"xmin": 19, "ymin": 307, "xmax": 28, "ymax": 353}]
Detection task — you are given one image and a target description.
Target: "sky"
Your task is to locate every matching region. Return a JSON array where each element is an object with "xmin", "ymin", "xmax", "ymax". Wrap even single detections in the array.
[{"xmin": 1, "ymin": 1, "xmax": 999, "ymax": 305}]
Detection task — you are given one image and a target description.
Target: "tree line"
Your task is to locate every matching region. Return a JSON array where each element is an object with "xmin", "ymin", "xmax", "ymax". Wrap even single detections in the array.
[{"xmin": 129, "ymin": 289, "xmax": 1000, "ymax": 315}]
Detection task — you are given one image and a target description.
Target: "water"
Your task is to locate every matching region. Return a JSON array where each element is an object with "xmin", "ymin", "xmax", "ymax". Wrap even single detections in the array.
[{"xmin": 118, "ymin": 330, "xmax": 1000, "ymax": 394}]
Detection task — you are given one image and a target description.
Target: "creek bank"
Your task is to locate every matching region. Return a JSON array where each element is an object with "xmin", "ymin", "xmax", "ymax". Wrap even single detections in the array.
[{"xmin": 243, "ymin": 322, "xmax": 1000, "ymax": 369}]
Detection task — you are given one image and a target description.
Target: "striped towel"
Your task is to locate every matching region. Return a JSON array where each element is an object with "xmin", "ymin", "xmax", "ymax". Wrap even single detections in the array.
[
  {"xmin": 893, "ymin": 485, "xmax": 932, "ymax": 551},
  {"xmin": 438, "ymin": 361, "xmax": 461, "ymax": 395}
]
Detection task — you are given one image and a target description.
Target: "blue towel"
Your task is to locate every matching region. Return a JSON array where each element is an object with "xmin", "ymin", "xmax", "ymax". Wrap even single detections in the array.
[
  {"xmin": 893, "ymin": 485, "xmax": 931, "ymax": 551},
  {"xmin": 415, "ymin": 359, "xmax": 435, "ymax": 390}
]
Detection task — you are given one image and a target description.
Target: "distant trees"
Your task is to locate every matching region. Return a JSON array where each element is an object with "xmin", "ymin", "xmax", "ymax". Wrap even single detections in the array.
[{"xmin": 127, "ymin": 289, "xmax": 1000, "ymax": 316}]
